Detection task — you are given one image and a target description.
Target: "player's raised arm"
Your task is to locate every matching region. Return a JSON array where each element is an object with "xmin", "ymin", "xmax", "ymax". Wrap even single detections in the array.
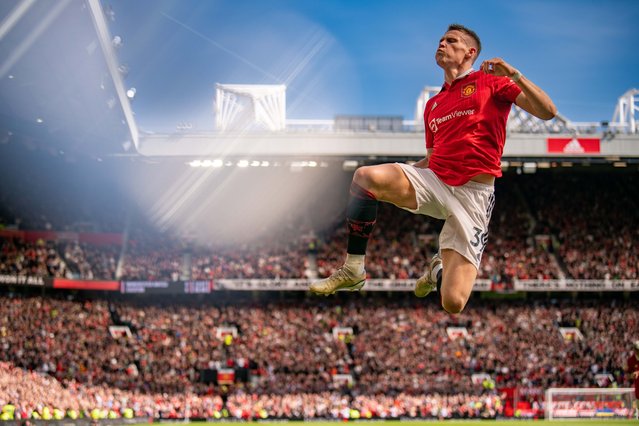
[{"xmin": 481, "ymin": 57, "xmax": 557, "ymax": 120}]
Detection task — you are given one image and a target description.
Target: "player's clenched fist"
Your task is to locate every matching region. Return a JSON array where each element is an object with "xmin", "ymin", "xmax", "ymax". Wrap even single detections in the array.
[{"xmin": 480, "ymin": 57, "xmax": 517, "ymax": 78}]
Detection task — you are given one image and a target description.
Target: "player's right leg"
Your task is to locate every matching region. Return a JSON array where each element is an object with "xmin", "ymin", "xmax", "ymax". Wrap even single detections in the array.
[
  {"xmin": 438, "ymin": 248, "xmax": 478, "ymax": 313},
  {"xmin": 309, "ymin": 164, "xmax": 417, "ymax": 295},
  {"xmin": 414, "ymin": 248, "xmax": 477, "ymax": 313}
]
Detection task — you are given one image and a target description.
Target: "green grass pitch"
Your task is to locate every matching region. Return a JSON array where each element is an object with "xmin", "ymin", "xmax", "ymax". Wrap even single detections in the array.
[{"xmin": 136, "ymin": 420, "xmax": 637, "ymax": 426}]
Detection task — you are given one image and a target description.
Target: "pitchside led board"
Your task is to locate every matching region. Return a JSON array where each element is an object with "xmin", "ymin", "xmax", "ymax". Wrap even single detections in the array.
[{"xmin": 120, "ymin": 280, "xmax": 212, "ymax": 294}]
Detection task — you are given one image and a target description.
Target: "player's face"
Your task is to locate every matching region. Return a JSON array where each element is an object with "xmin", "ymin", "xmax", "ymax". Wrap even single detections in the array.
[{"xmin": 435, "ymin": 30, "xmax": 473, "ymax": 69}]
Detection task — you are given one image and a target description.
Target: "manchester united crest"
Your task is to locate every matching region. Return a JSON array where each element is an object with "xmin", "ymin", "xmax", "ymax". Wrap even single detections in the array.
[{"xmin": 461, "ymin": 82, "xmax": 476, "ymax": 97}]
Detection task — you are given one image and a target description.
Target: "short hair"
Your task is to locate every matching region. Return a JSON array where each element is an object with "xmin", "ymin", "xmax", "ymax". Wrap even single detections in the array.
[{"xmin": 447, "ymin": 24, "xmax": 482, "ymax": 56}]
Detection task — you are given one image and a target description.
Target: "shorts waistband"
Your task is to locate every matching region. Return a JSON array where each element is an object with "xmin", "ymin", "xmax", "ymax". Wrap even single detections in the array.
[{"xmin": 463, "ymin": 179, "xmax": 495, "ymax": 191}]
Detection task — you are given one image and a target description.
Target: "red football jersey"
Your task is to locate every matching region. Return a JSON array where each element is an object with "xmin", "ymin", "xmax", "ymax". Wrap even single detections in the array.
[{"xmin": 424, "ymin": 70, "xmax": 521, "ymax": 186}]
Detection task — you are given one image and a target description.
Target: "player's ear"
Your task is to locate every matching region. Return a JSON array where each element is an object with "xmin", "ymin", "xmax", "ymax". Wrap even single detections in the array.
[{"xmin": 467, "ymin": 47, "xmax": 476, "ymax": 59}]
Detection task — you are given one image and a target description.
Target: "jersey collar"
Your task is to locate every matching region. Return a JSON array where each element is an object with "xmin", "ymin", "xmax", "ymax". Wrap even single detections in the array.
[{"xmin": 442, "ymin": 68, "xmax": 475, "ymax": 90}]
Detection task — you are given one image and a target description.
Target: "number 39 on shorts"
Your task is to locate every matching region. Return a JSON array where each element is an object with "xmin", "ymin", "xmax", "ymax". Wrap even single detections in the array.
[{"xmin": 470, "ymin": 226, "xmax": 488, "ymax": 260}]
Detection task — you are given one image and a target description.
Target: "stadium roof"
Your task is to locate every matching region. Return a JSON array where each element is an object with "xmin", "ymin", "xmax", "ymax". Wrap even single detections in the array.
[{"xmin": 0, "ymin": 0, "xmax": 133, "ymax": 157}]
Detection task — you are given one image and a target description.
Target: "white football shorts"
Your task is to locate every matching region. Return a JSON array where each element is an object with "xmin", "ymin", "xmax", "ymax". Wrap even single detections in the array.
[{"xmin": 397, "ymin": 163, "xmax": 495, "ymax": 269}]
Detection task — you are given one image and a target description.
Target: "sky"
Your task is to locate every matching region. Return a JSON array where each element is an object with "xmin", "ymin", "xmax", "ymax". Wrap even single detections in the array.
[{"xmin": 107, "ymin": 0, "xmax": 639, "ymax": 132}]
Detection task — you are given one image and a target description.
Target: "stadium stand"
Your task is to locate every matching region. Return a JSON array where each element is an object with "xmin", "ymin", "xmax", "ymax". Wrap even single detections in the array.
[
  {"xmin": 1, "ymin": 143, "xmax": 638, "ymax": 421},
  {"xmin": 0, "ymin": 292, "xmax": 636, "ymax": 419}
]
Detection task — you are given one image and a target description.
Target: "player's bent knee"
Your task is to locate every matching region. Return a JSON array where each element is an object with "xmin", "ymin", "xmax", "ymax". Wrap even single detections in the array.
[
  {"xmin": 353, "ymin": 166, "xmax": 390, "ymax": 193},
  {"xmin": 353, "ymin": 166, "xmax": 376, "ymax": 187},
  {"xmin": 353, "ymin": 164, "xmax": 414, "ymax": 206},
  {"xmin": 441, "ymin": 294, "xmax": 467, "ymax": 314}
]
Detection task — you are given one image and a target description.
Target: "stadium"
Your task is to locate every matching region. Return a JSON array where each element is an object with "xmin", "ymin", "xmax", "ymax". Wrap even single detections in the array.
[{"xmin": 0, "ymin": 1, "xmax": 638, "ymax": 425}]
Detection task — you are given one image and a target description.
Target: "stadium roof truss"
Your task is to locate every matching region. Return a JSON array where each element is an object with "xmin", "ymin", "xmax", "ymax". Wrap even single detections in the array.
[
  {"xmin": 508, "ymin": 108, "xmax": 573, "ymax": 134},
  {"xmin": 215, "ymin": 84, "xmax": 286, "ymax": 132},
  {"xmin": 611, "ymin": 88, "xmax": 639, "ymax": 134}
]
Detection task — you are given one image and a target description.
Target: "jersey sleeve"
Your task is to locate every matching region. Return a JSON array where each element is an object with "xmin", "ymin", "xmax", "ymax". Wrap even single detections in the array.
[
  {"xmin": 424, "ymin": 99, "xmax": 435, "ymax": 149},
  {"xmin": 494, "ymin": 76, "xmax": 522, "ymax": 103},
  {"xmin": 425, "ymin": 124, "xmax": 434, "ymax": 149}
]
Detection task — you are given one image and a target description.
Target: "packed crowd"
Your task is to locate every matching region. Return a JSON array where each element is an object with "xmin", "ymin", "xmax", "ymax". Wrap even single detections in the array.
[
  {"xmin": 0, "ymin": 293, "xmax": 636, "ymax": 417},
  {"xmin": 0, "ymin": 360, "xmax": 502, "ymax": 420},
  {"xmin": 478, "ymin": 181, "xmax": 560, "ymax": 282},
  {"xmin": 1, "ymin": 171, "xmax": 638, "ymax": 283},
  {"xmin": 188, "ymin": 240, "xmax": 312, "ymax": 280},
  {"xmin": 519, "ymin": 172, "xmax": 639, "ymax": 280},
  {"xmin": 0, "ymin": 239, "xmax": 67, "ymax": 278},
  {"xmin": 0, "ymin": 236, "xmax": 312, "ymax": 281}
]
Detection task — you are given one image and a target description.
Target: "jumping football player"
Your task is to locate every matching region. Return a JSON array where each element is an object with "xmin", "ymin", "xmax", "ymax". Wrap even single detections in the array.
[{"xmin": 310, "ymin": 24, "xmax": 556, "ymax": 313}]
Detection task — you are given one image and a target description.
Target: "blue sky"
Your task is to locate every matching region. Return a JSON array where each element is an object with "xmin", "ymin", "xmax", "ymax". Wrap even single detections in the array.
[{"xmin": 108, "ymin": 0, "xmax": 639, "ymax": 132}]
